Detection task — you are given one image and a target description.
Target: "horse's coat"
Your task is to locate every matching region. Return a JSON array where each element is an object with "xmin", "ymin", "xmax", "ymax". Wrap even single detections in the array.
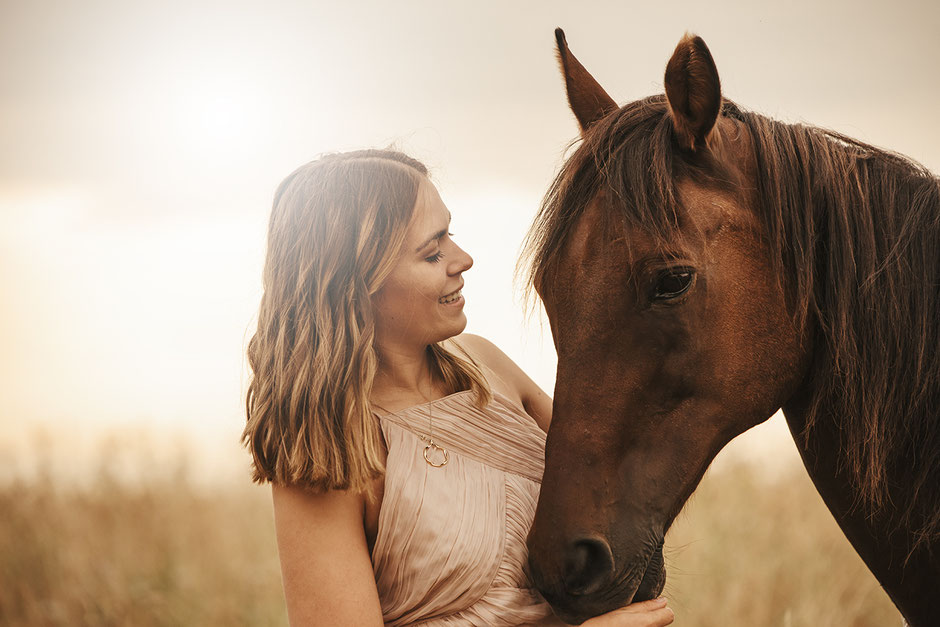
[{"xmin": 525, "ymin": 29, "xmax": 939, "ymax": 626}]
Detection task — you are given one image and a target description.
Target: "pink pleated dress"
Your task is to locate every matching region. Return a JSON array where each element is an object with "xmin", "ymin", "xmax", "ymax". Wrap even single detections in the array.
[{"xmin": 371, "ymin": 390, "xmax": 565, "ymax": 626}]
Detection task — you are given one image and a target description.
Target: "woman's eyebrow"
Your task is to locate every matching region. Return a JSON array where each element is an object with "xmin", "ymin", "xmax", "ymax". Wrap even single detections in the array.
[
  {"xmin": 413, "ymin": 212, "xmax": 453, "ymax": 253},
  {"xmin": 415, "ymin": 228, "xmax": 448, "ymax": 253}
]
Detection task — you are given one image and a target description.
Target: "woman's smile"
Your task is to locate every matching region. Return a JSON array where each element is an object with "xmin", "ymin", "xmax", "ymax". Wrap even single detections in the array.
[{"xmin": 439, "ymin": 287, "xmax": 464, "ymax": 306}]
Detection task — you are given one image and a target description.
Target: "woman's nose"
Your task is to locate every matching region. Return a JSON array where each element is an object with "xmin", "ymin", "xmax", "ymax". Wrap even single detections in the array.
[{"xmin": 448, "ymin": 244, "xmax": 473, "ymax": 275}]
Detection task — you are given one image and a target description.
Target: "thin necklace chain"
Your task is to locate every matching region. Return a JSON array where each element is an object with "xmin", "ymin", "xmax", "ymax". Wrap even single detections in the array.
[
  {"xmin": 372, "ymin": 366, "xmax": 448, "ymax": 468},
  {"xmin": 421, "ymin": 367, "xmax": 448, "ymax": 467},
  {"xmin": 427, "ymin": 386, "xmax": 434, "ymax": 442}
]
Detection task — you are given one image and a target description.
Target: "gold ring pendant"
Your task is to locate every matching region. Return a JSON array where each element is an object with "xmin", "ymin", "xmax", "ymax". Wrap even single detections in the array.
[{"xmin": 423, "ymin": 442, "xmax": 448, "ymax": 467}]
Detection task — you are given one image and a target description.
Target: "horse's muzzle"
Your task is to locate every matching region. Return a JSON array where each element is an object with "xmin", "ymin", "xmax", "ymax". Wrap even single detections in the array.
[{"xmin": 530, "ymin": 539, "xmax": 666, "ymax": 625}]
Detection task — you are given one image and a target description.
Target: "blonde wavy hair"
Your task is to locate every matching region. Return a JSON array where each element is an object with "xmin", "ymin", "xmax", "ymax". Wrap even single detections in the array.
[{"xmin": 243, "ymin": 149, "xmax": 490, "ymax": 492}]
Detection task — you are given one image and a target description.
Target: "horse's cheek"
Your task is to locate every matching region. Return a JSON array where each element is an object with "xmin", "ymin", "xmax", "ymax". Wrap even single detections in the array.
[{"xmin": 713, "ymin": 234, "xmax": 808, "ymax": 420}]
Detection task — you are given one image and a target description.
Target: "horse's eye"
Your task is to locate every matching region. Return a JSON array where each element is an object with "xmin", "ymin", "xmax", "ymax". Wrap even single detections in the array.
[{"xmin": 652, "ymin": 268, "xmax": 695, "ymax": 301}]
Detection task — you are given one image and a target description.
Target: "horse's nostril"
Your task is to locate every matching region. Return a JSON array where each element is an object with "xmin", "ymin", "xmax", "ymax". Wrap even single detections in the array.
[{"xmin": 562, "ymin": 537, "xmax": 614, "ymax": 596}]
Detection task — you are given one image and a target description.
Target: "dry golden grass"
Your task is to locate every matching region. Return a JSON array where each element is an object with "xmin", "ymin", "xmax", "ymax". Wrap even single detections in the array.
[
  {"xmin": 0, "ymin": 472, "xmax": 285, "ymax": 627},
  {"xmin": 665, "ymin": 463, "xmax": 899, "ymax": 627},
  {"xmin": 0, "ymin": 449, "xmax": 900, "ymax": 626}
]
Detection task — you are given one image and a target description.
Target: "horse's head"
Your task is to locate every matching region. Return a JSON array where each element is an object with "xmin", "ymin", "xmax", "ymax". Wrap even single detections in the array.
[{"xmin": 526, "ymin": 30, "xmax": 813, "ymax": 622}]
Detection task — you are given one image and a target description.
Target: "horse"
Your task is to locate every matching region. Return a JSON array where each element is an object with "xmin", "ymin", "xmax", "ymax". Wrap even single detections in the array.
[{"xmin": 523, "ymin": 29, "xmax": 939, "ymax": 626}]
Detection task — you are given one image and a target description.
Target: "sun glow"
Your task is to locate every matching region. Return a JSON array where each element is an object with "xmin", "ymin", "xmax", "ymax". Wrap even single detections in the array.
[{"xmin": 167, "ymin": 70, "xmax": 274, "ymax": 164}]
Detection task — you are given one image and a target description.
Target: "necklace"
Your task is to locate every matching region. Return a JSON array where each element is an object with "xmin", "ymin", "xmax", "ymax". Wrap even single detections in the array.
[
  {"xmin": 419, "ymin": 369, "xmax": 448, "ymax": 468},
  {"xmin": 372, "ymin": 370, "xmax": 449, "ymax": 468}
]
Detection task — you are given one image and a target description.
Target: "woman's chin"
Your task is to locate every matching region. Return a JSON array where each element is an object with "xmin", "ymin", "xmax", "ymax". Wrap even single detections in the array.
[{"xmin": 437, "ymin": 314, "xmax": 468, "ymax": 343}]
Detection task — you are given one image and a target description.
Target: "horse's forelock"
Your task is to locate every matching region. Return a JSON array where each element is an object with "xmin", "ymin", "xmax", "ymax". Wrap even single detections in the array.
[{"xmin": 522, "ymin": 97, "xmax": 684, "ymax": 295}]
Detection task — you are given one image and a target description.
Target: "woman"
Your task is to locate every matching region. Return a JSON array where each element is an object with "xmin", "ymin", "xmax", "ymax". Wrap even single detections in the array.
[{"xmin": 243, "ymin": 149, "xmax": 675, "ymax": 626}]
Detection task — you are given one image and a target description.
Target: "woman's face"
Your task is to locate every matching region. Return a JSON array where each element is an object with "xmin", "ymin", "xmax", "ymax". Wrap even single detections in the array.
[{"xmin": 373, "ymin": 178, "xmax": 473, "ymax": 350}]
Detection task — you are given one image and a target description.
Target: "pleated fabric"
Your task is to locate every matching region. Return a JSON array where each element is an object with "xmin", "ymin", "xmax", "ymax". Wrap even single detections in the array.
[{"xmin": 372, "ymin": 391, "xmax": 565, "ymax": 627}]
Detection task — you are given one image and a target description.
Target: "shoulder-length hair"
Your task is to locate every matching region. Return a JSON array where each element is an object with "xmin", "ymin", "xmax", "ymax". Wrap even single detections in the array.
[{"xmin": 243, "ymin": 149, "xmax": 489, "ymax": 493}]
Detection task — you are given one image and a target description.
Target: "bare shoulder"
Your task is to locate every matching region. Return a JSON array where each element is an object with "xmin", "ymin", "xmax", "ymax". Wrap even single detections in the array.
[
  {"xmin": 447, "ymin": 333, "xmax": 507, "ymax": 369},
  {"xmin": 445, "ymin": 333, "xmax": 518, "ymax": 390},
  {"xmin": 445, "ymin": 333, "xmax": 553, "ymax": 432}
]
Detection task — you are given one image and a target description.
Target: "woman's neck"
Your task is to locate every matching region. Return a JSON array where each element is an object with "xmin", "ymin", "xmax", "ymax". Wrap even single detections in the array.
[{"xmin": 372, "ymin": 341, "xmax": 436, "ymax": 399}]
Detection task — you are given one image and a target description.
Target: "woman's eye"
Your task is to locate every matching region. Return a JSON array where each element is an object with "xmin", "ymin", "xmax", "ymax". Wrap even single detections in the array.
[
  {"xmin": 425, "ymin": 251, "xmax": 445, "ymax": 263},
  {"xmin": 651, "ymin": 268, "xmax": 695, "ymax": 301}
]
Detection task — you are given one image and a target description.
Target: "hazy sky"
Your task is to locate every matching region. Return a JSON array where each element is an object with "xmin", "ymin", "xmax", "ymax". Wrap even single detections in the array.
[{"xmin": 1, "ymin": 0, "xmax": 937, "ymax": 480}]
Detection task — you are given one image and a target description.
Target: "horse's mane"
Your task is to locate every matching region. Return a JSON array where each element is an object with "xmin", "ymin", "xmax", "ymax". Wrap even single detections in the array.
[{"xmin": 523, "ymin": 95, "xmax": 940, "ymax": 549}]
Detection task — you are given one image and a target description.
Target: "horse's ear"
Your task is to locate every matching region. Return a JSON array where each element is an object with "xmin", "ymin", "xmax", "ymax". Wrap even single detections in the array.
[
  {"xmin": 664, "ymin": 34, "xmax": 722, "ymax": 152},
  {"xmin": 555, "ymin": 28, "xmax": 617, "ymax": 134}
]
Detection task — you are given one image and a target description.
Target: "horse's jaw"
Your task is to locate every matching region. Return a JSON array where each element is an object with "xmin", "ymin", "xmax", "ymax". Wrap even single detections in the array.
[
  {"xmin": 526, "ymin": 415, "xmax": 710, "ymax": 623},
  {"xmin": 526, "ymin": 384, "xmax": 785, "ymax": 622}
]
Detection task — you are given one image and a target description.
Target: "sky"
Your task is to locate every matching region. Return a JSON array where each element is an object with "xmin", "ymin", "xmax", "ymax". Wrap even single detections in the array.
[{"xmin": 1, "ymin": 0, "xmax": 937, "ymax": 483}]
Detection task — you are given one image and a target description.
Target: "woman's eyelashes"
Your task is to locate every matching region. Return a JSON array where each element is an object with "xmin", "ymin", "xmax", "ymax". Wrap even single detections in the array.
[{"xmin": 424, "ymin": 233, "xmax": 454, "ymax": 263}]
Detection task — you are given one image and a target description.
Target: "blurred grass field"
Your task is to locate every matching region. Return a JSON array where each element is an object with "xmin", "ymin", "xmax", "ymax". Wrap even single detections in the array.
[{"xmin": 0, "ymin": 440, "xmax": 900, "ymax": 626}]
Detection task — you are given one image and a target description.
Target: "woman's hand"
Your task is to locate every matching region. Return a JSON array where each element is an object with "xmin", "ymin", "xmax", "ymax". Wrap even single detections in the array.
[{"xmin": 579, "ymin": 597, "xmax": 675, "ymax": 626}]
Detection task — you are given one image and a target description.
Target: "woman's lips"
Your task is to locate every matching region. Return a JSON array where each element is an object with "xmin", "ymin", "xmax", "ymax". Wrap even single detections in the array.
[{"xmin": 438, "ymin": 288, "xmax": 463, "ymax": 305}]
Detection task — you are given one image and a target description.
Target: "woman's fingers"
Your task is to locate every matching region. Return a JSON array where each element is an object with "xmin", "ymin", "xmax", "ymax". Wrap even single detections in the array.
[
  {"xmin": 646, "ymin": 606, "xmax": 675, "ymax": 626},
  {"xmin": 579, "ymin": 597, "xmax": 675, "ymax": 626},
  {"xmin": 616, "ymin": 597, "xmax": 667, "ymax": 613}
]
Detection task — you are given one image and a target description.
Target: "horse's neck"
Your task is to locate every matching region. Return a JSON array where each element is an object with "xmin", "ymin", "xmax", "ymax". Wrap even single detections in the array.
[{"xmin": 782, "ymin": 392, "xmax": 939, "ymax": 625}]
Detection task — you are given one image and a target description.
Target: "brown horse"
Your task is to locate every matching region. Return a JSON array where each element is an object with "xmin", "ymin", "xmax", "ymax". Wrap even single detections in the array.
[{"xmin": 524, "ymin": 29, "xmax": 939, "ymax": 626}]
